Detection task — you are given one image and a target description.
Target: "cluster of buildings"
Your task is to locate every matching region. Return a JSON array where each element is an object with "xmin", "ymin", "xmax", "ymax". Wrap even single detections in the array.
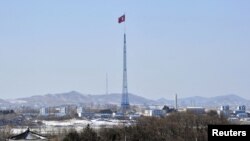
[
  {"xmin": 76, "ymin": 105, "xmax": 175, "ymax": 119},
  {"xmin": 2, "ymin": 103, "xmax": 250, "ymax": 141},
  {"xmin": 39, "ymin": 106, "xmax": 67, "ymax": 117},
  {"xmin": 217, "ymin": 105, "xmax": 248, "ymax": 118},
  {"xmin": 40, "ymin": 105, "xmax": 173, "ymax": 120},
  {"xmin": 37, "ymin": 101, "xmax": 250, "ymax": 126},
  {"xmin": 217, "ymin": 105, "xmax": 250, "ymax": 123}
]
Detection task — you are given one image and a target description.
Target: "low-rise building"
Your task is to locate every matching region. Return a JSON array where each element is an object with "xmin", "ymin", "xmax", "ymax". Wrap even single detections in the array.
[
  {"xmin": 234, "ymin": 105, "xmax": 246, "ymax": 115},
  {"xmin": 77, "ymin": 107, "xmax": 95, "ymax": 118},
  {"xmin": 39, "ymin": 107, "xmax": 48, "ymax": 116},
  {"xmin": 8, "ymin": 128, "xmax": 48, "ymax": 141},
  {"xmin": 144, "ymin": 109, "xmax": 166, "ymax": 117},
  {"xmin": 217, "ymin": 105, "xmax": 231, "ymax": 118},
  {"xmin": 77, "ymin": 107, "xmax": 84, "ymax": 117},
  {"xmin": 185, "ymin": 107, "xmax": 205, "ymax": 115},
  {"xmin": 55, "ymin": 107, "xmax": 67, "ymax": 117},
  {"xmin": 236, "ymin": 113, "xmax": 248, "ymax": 118}
]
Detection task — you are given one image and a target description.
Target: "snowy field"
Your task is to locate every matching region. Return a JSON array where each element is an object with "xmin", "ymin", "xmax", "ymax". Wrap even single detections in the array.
[{"xmin": 9, "ymin": 118, "xmax": 130, "ymax": 135}]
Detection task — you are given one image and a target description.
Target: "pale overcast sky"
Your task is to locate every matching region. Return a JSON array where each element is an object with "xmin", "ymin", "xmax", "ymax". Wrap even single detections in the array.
[{"xmin": 0, "ymin": 0, "xmax": 250, "ymax": 100}]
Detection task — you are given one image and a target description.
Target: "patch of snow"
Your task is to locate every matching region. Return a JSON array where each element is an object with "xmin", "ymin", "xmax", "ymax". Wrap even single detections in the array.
[
  {"xmin": 41, "ymin": 119, "xmax": 91, "ymax": 126},
  {"xmin": 8, "ymin": 99, "xmax": 27, "ymax": 104}
]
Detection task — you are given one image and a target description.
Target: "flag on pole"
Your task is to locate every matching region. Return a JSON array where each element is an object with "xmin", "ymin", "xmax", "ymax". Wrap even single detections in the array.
[{"xmin": 118, "ymin": 14, "xmax": 125, "ymax": 23}]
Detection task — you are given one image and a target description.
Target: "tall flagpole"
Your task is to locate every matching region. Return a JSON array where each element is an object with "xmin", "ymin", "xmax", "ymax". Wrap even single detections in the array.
[{"xmin": 119, "ymin": 14, "xmax": 129, "ymax": 114}]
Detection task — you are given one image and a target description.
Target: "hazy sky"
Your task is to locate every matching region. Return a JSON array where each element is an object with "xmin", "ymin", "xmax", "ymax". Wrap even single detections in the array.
[{"xmin": 0, "ymin": 0, "xmax": 250, "ymax": 100}]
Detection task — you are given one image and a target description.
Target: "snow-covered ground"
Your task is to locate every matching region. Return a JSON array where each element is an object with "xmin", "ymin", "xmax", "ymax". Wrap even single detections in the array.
[
  {"xmin": 42, "ymin": 118, "xmax": 91, "ymax": 126},
  {"xmin": 9, "ymin": 118, "xmax": 130, "ymax": 135},
  {"xmin": 41, "ymin": 118, "xmax": 124, "ymax": 127}
]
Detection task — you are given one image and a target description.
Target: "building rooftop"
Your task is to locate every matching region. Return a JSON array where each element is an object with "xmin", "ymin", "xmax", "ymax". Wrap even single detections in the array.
[{"xmin": 8, "ymin": 128, "xmax": 48, "ymax": 140}]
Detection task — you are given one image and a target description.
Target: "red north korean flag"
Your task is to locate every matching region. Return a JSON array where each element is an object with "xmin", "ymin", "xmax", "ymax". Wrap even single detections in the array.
[{"xmin": 118, "ymin": 14, "xmax": 125, "ymax": 23}]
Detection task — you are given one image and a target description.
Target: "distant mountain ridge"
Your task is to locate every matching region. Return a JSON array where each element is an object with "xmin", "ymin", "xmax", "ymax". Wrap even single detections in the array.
[
  {"xmin": 157, "ymin": 94, "xmax": 250, "ymax": 108},
  {"xmin": 4, "ymin": 91, "xmax": 156, "ymax": 108},
  {"xmin": 2, "ymin": 91, "xmax": 250, "ymax": 109},
  {"xmin": 0, "ymin": 98, "xmax": 10, "ymax": 106}
]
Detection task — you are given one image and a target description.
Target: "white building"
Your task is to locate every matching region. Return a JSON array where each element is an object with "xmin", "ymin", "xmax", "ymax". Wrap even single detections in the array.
[
  {"xmin": 237, "ymin": 105, "xmax": 246, "ymax": 111},
  {"xmin": 144, "ymin": 109, "xmax": 166, "ymax": 117},
  {"xmin": 77, "ymin": 107, "xmax": 84, "ymax": 117},
  {"xmin": 39, "ymin": 107, "xmax": 48, "ymax": 116},
  {"xmin": 234, "ymin": 105, "xmax": 246, "ymax": 115},
  {"xmin": 220, "ymin": 105, "xmax": 229, "ymax": 111},
  {"xmin": 56, "ymin": 107, "xmax": 67, "ymax": 117},
  {"xmin": 217, "ymin": 105, "xmax": 230, "ymax": 117}
]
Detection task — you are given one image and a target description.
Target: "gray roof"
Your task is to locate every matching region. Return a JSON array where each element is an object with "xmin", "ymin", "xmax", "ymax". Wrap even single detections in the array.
[{"xmin": 9, "ymin": 128, "xmax": 48, "ymax": 140}]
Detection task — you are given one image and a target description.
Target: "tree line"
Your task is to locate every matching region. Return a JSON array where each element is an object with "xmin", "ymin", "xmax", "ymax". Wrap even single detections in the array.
[{"xmin": 59, "ymin": 111, "xmax": 228, "ymax": 141}]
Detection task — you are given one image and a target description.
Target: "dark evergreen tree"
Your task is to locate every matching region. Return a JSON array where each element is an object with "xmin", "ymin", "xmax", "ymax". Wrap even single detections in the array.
[{"xmin": 79, "ymin": 124, "xmax": 99, "ymax": 141}]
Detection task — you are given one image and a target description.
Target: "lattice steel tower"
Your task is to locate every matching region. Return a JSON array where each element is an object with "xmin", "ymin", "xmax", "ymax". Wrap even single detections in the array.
[{"xmin": 121, "ymin": 33, "xmax": 129, "ymax": 113}]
